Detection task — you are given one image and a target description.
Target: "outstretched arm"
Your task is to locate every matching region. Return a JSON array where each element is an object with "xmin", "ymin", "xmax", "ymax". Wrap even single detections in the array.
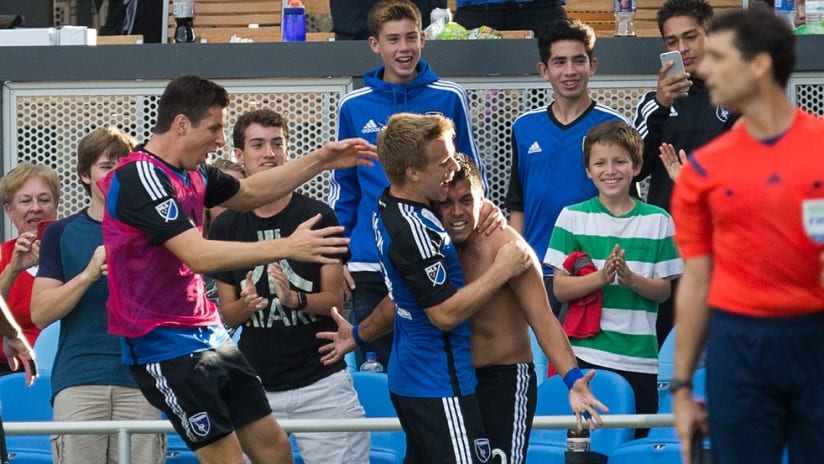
[
  {"xmin": 223, "ymin": 138, "xmax": 376, "ymax": 212},
  {"xmin": 317, "ymin": 296, "xmax": 396, "ymax": 365},
  {"xmin": 508, "ymin": 236, "xmax": 607, "ymax": 429}
]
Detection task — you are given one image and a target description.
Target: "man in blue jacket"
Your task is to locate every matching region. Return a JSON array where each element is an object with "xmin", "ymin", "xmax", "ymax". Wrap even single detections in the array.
[{"xmin": 328, "ymin": 0, "xmax": 486, "ymax": 368}]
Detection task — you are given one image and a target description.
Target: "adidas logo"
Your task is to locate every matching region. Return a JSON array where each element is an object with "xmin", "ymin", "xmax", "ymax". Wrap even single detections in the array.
[
  {"xmin": 361, "ymin": 119, "xmax": 382, "ymax": 134},
  {"xmin": 527, "ymin": 141, "xmax": 542, "ymax": 154}
]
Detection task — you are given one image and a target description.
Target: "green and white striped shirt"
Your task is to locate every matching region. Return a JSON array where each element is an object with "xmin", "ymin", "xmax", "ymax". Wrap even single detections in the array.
[{"xmin": 545, "ymin": 197, "xmax": 683, "ymax": 374}]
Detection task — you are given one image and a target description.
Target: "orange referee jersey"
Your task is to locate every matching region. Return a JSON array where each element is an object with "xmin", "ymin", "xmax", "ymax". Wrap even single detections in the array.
[{"xmin": 672, "ymin": 109, "xmax": 824, "ymax": 317}]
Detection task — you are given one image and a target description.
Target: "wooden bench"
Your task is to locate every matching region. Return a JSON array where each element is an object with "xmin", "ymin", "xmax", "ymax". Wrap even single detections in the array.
[
  {"xmin": 97, "ymin": 34, "xmax": 145, "ymax": 45},
  {"xmin": 167, "ymin": 0, "xmax": 282, "ymax": 42}
]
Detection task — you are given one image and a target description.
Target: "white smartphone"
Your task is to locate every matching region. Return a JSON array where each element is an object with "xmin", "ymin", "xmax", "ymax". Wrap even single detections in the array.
[{"xmin": 660, "ymin": 50, "xmax": 689, "ymax": 92}]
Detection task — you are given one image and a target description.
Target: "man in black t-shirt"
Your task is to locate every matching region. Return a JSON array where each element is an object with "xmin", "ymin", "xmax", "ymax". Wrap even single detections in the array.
[{"xmin": 209, "ymin": 109, "xmax": 370, "ymax": 464}]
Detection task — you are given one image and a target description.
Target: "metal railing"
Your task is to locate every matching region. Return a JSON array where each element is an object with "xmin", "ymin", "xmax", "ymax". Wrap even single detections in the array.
[{"xmin": 4, "ymin": 414, "xmax": 675, "ymax": 464}]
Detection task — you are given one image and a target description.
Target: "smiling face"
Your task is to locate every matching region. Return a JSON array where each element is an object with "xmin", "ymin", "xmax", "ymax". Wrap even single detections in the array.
[
  {"xmin": 436, "ymin": 178, "xmax": 482, "ymax": 245},
  {"xmin": 586, "ymin": 141, "xmax": 642, "ymax": 202},
  {"xmin": 235, "ymin": 123, "xmax": 287, "ymax": 176},
  {"xmin": 83, "ymin": 153, "xmax": 117, "ymax": 208},
  {"xmin": 538, "ymin": 39, "xmax": 597, "ymax": 103},
  {"xmin": 412, "ymin": 136, "xmax": 458, "ymax": 204},
  {"xmin": 369, "ymin": 18, "xmax": 424, "ymax": 84},
  {"xmin": 4, "ymin": 176, "xmax": 58, "ymax": 234},
  {"xmin": 662, "ymin": 15, "xmax": 707, "ymax": 77},
  {"xmin": 181, "ymin": 105, "xmax": 226, "ymax": 170}
]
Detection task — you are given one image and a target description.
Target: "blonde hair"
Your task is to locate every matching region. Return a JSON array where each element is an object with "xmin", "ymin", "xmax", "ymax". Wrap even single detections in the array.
[{"xmin": 0, "ymin": 162, "xmax": 60, "ymax": 206}]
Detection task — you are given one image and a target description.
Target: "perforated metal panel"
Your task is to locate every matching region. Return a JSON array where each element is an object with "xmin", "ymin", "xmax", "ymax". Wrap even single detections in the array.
[
  {"xmin": 2, "ymin": 79, "xmax": 349, "ymax": 238},
  {"xmin": 795, "ymin": 79, "xmax": 824, "ymax": 116},
  {"xmin": 455, "ymin": 76, "xmax": 656, "ymax": 208},
  {"xmin": 2, "ymin": 74, "xmax": 822, "ymax": 240}
]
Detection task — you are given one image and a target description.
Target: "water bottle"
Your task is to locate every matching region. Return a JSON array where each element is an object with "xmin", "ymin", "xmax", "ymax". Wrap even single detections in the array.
[
  {"xmin": 566, "ymin": 427, "xmax": 590, "ymax": 452},
  {"xmin": 359, "ymin": 352, "xmax": 384, "ymax": 372},
  {"xmin": 774, "ymin": 0, "xmax": 796, "ymax": 28},
  {"xmin": 282, "ymin": 0, "xmax": 306, "ymax": 42},
  {"xmin": 173, "ymin": 0, "xmax": 195, "ymax": 43},
  {"xmin": 807, "ymin": 0, "xmax": 824, "ymax": 24},
  {"xmin": 424, "ymin": 7, "xmax": 452, "ymax": 40},
  {"xmin": 613, "ymin": 0, "xmax": 636, "ymax": 37}
]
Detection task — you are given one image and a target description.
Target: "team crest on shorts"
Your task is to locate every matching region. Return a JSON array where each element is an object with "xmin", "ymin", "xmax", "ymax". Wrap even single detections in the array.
[
  {"xmin": 424, "ymin": 262, "xmax": 447, "ymax": 286},
  {"xmin": 188, "ymin": 411, "xmax": 211, "ymax": 437},
  {"xmin": 155, "ymin": 198, "xmax": 179, "ymax": 222},
  {"xmin": 474, "ymin": 438, "xmax": 492, "ymax": 463}
]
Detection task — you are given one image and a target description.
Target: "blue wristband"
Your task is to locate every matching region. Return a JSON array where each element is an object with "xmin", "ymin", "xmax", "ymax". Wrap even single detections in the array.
[
  {"xmin": 352, "ymin": 324, "xmax": 365, "ymax": 347},
  {"xmin": 563, "ymin": 368, "xmax": 592, "ymax": 420},
  {"xmin": 563, "ymin": 367, "xmax": 584, "ymax": 390}
]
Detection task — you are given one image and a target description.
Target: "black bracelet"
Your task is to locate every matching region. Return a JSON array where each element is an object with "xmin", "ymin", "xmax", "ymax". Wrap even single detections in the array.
[
  {"xmin": 295, "ymin": 291, "xmax": 308, "ymax": 311},
  {"xmin": 668, "ymin": 378, "xmax": 693, "ymax": 394}
]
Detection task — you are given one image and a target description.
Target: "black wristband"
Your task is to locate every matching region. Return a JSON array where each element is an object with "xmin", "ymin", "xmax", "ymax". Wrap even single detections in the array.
[
  {"xmin": 295, "ymin": 291, "xmax": 308, "ymax": 311},
  {"xmin": 668, "ymin": 378, "xmax": 693, "ymax": 394}
]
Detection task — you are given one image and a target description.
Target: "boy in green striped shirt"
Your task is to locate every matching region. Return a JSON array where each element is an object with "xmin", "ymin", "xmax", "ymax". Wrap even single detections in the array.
[{"xmin": 544, "ymin": 121, "xmax": 683, "ymax": 433}]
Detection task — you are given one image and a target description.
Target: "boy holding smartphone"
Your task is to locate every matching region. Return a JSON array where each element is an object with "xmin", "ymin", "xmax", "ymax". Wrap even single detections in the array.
[{"xmin": 631, "ymin": 0, "xmax": 737, "ymax": 346}]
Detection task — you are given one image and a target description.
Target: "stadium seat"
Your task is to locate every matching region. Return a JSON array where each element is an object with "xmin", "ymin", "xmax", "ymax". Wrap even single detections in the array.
[
  {"xmin": 32, "ymin": 321, "xmax": 60, "ymax": 374},
  {"xmin": 0, "ymin": 372, "xmax": 53, "ymax": 458},
  {"xmin": 608, "ymin": 369, "xmax": 708, "ymax": 464},
  {"xmin": 351, "ymin": 371, "xmax": 405, "ymax": 463},
  {"xmin": 528, "ymin": 369, "xmax": 636, "ymax": 462},
  {"xmin": 656, "ymin": 327, "xmax": 676, "ymax": 409},
  {"xmin": 6, "ymin": 451, "xmax": 54, "ymax": 463}
]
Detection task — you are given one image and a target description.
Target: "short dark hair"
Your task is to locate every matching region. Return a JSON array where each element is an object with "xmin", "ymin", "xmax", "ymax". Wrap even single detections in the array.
[
  {"xmin": 709, "ymin": 9, "xmax": 795, "ymax": 89},
  {"xmin": 153, "ymin": 75, "xmax": 229, "ymax": 134},
  {"xmin": 537, "ymin": 19, "xmax": 596, "ymax": 64},
  {"xmin": 77, "ymin": 127, "xmax": 136, "ymax": 196},
  {"xmin": 232, "ymin": 109, "xmax": 289, "ymax": 150},
  {"xmin": 583, "ymin": 121, "xmax": 643, "ymax": 168},
  {"xmin": 657, "ymin": 0, "xmax": 713, "ymax": 35},
  {"xmin": 449, "ymin": 153, "xmax": 483, "ymax": 194},
  {"xmin": 368, "ymin": 0, "xmax": 422, "ymax": 38}
]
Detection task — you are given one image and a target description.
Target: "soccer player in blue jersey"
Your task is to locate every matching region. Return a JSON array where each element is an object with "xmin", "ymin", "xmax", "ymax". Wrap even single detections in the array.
[
  {"xmin": 506, "ymin": 19, "xmax": 625, "ymax": 318},
  {"xmin": 370, "ymin": 112, "xmax": 530, "ymax": 463},
  {"xmin": 328, "ymin": 0, "xmax": 486, "ymax": 369}
]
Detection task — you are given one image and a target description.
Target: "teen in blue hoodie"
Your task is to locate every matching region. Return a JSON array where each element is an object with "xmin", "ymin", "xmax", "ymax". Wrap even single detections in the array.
[{"xmin": 328, "ymin": 0, "xmax": 486, "ymax": 369}]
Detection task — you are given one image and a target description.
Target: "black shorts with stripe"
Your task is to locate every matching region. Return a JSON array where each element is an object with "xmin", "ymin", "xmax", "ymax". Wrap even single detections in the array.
[
  {"xmin": 390, "ymin": 392, "xmax": 504, "ymax": 463},
  {"xmin": 130, "ymin": 340, "xmax": 271, "ymax": 450},
  {"xmin": 476, "ymin": 363, "xmax": 538, "ymax": 464}
]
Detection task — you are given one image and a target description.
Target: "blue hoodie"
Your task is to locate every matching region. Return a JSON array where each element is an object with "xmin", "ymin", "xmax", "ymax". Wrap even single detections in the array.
[{"xmin": 329, "ymin": 60, "xmax": 486, "ymax": 272}]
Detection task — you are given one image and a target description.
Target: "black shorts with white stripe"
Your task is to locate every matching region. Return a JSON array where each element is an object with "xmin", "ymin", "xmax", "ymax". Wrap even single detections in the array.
[
  {"xmin": 476, "ymin": 363, "xmax": 538, "ymax": 464},
  {"xmin": 130, "ymin": 340, "xmax": 271, "ymax": 450},
  {"xmin": 390, "ymin": 392, "xmax": 504, "ymax": 463}
]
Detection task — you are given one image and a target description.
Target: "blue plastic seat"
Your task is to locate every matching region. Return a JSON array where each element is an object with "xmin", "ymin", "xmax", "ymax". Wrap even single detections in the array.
[
  {"xmin": 351, "ymin": 371, "xmax": 405, "ymax": 463},
  {"xmin": 608, "ymin": 369, "xmax": 708, "ymax": 464},
  {"xmin": 0, "ymin": 372, "xmax": 53, "ymax": 458},
  {"xmin": 528, "ymin": 369, "xmax": 636, "ymax": 462},
  {"xmin": 656, "ymin": 327, "xmax": 677, "ymax": 410},
  {"xmin": 32, "ymin": 321, "xmax": 60, "ymax": 374}
]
